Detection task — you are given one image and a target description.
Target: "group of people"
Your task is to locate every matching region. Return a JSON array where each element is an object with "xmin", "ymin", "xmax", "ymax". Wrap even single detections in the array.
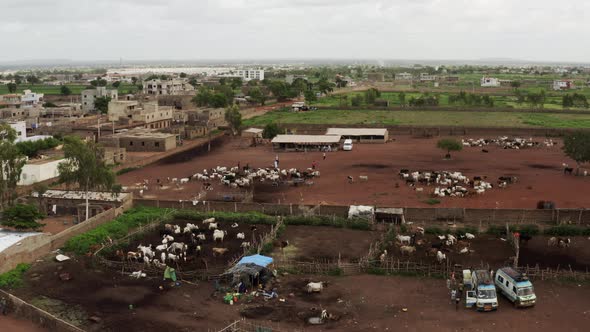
[
  {"xmin": 272, "ymin": 152, "xmax": 328, "ymax": 170},
  {"xmin": 447, "ymin": 272, "xmax": 463, "ymax": 310}
]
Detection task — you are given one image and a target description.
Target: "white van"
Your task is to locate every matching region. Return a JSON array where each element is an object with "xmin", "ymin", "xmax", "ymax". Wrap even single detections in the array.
[
  {"xmin": 343, "ymin": 139, "xmax": 353, "ymax": 151},
  {"xmin": 495, "ymin": 267, "xmax": 536, "ymax": 307}
]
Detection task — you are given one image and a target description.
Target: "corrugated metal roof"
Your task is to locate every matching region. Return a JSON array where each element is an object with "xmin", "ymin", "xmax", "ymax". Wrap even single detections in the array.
[
  {"xmin": 32, "ymin": 190, "xmax": 129, "ymax": 202},
  {"xmin": 326, "ymin": 128, "xmax": 388, "ymax": 136},
  {"xmin": 243, "ymin": 128, "xmax": 263, "ymax": 133},
  {"xmin": 272, "ymin": 135, "xmax": 341, "ymax": 144}
]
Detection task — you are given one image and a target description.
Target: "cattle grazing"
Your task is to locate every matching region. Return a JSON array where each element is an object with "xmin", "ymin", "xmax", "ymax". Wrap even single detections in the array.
[{"xmin": 305, "ymin": 282, "xmax": 327, "ymax": 293}]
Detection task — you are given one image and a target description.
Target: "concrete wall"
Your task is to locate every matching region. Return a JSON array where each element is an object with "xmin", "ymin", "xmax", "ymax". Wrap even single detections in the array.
[
  {"xmin": 18, "ymin": 159, "xmax": 65, "ymax": 186},
  {"xmin": 0, "ymin": 203, "xmax": 131, "ymax": 274},
  {"xmin": 0, "ymin": 290, "xmax": 84, "ymax": 332}
]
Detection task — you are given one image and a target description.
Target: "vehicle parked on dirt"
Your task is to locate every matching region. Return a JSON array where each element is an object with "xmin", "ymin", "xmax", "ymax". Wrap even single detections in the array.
[
  {"xmin": 343, "ymin": 139, "xmax": 353, "ymax": 151},
  {"xmin": 495, "ymin": 267, "xmax": 536, "ymax": 307},
  {"xmin": 470, "ymin": 269, "xmax": 498, "ymax": 311}
]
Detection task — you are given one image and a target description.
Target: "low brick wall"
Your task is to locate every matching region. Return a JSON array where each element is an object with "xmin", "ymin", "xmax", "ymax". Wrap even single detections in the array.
[
  {"xmin": 0, "ymin": 203, "xmax": 130, "ymax": 274},
  {"xmin": 0, "ymin": 290, "xmax": 84, "ymax": 332}
]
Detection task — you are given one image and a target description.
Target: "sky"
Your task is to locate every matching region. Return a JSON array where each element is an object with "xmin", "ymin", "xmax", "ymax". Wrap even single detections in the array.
[{"xmin": 1, "ymin": 0, "xmax": 589, "ymax": 63}]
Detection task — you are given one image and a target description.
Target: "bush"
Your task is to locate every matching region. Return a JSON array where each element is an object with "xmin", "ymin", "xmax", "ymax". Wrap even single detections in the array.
[
  {"xmin": 16, "ymin": 137, "xmax": 61, "ymax": 158},
  {"xmin": 326, "ymin": 267, "xmax": 344, "ymax": 276},
  {"xmin": 0, "ymin": 263, "xmax": 31, "ymax": 289},
  {"xmin": 423, "ymin": 198, "xmax": 441, "ymax": 205},
  {"xmin": 1, "ymin": 204, "xmax": 45, "ymax": 231},
  {"xmin": 425, "ymin": 226, "xmax": 445, "ymax": 235},
  {"xmin": 544, "ymin": 225, "xmax": 589, "ymax": 236},
  {"xmin": 63, "ymin": 207, "xmax": 172, "ymax": 255}
]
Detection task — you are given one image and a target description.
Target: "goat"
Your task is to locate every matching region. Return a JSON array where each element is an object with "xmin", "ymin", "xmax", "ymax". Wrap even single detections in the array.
[
  {"xmin": 548, "ymin": 237, "xmax": 558, "ymax": 247},
  {"xmin": 236, "ymin": 232, "xmax": 245, "ymax": 240},
  {"xmin": 305, "ymin": 282, "xmax": 327, "ymax": 293},
  {"xmin": 347, "ymin": 176, "xmax": 354, "ymax": 183},
  {"xmin": 359, "ymin": 175, "xmax": 368, "ymax": 181},
  {"xmin": 213, "ymin": 229, "xmax": 227, "ymax": 242},
  {"xmin": 400, "ymin": 246, "xmax": 416, "ymax": 255},
  {"xmin": 380, "ymin": 250, "xmax": 388, "ymax": 263},
  {"xmin": 558, "ymin": 238, "xmax": 571, "ymax": 248},
  {"xmin": 459, "ymin": 247, "xmax": 469, "ymax": 254},
  {"xmin": 137, "ymin": 245, "xmax": 154, "ymax": 259},
  {"xmin": 162, "ymin": 235, "xmax": 174, "ymax": 244},
  {"xmin": 396, "ymin": 235, "xmax": 412, "ymax": 245},
  {"xmin": 208, "ymin": 222, "xmax": 218, "ymax": 230},
  {"xmin": 202, "ymin": 217, "xmax": 216, "ymax": 224},
  {"xmin": 180, "ymin": 177, "xmax": 190, "ymax": 184},
  {"xmin": 436, "ymin": 250, "xmax": 447, "ymax": 263},
  {"xmin": 231, "ymin": 222, "xmax": 239, "ymax": 228},
  {"xmin": 212, "ymin": 247, "xmax": 229, "ymax": 257},
  {"xmin": 240, "ymin": 242, "xmax": 251, "ymax": 248},
  {"xmin": 415, "ymin": 227, "xmax": 425, "ymax": 236},
  {"xmin": 464, "ymin": 232, "xmax": 475, "ymax": 240},
  {"xmin": 196, "ymin": 233, "xmax": 206, "ymax": 241},
  {"xmin": 127, "ymin": 251, "xmax": 141, "ymax": 261},
  {"xmin": 167, "ymin": 253, "xmax": 179, "ymax": 262}
]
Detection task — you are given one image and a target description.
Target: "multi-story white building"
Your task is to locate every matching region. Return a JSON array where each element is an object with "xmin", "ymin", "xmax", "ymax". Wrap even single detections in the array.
[
  {"xmin": 235, "ymin": 69, "xmax": 264, "ymax": 81},
  {"xmin": 480, "ymin": 77, "xmax": 501, "ymax": 87},
  {"xmin": 20, "ymin": 89, "xmax": 44, "ymax": 107},
  {"xmin": 553, "ymin": 80, "xmax": 573, "ymax": 90},
  {"xmin": 81, "ymin": 87, "xmax": 119, "ymax": 113},
  {"xmin": 143, "ymin": 79, "xmax": 195, "ymax": 96},
  {"xmin": 107, "ymin": 100, "xmax": 173, "ymax": 129}
]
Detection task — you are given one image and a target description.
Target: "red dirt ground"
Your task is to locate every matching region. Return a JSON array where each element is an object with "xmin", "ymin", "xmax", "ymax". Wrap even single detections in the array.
[
  {"xmin": 11, "ymin": 258, "xmax": 590, "ymax": 332},
  {"xmin": 118, "ymin": 136, "xmax": 590, "ymax": 209},
  {"xmin": 0, "ymin": 315, "xmax": 47, "ymax": 332}
]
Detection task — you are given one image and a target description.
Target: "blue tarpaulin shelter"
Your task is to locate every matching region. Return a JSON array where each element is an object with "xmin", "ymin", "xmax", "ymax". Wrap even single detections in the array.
[{"xmin": 236, "ymin": 254, "xmax": 273, "ymax": 267}]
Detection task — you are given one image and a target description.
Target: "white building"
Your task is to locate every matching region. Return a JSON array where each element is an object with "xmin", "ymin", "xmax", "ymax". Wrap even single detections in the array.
[
  {"xmin": 419, "ymin": 73, "xmax": 437, "ymax": 82},
  {"xmin": 236, "ymin": 69, "xmax": 264, "ymax": 81},
  {"xmin": 18, "ymin": 158, "xmax": 66, "ymax": 186},
  {"xmin": 20, "ymin": 89, "xmax": 44, "ymax": 107},
  {"xmin": 395, "ymin": 72, "xmax": 413, "ymax": 80},
  {"xmin": 81, "ymin": 87, "xmax": 118, "ymax": 113},
  {"xmin": 480, "ymin": 77, "xmax": 501, "ymax": 87},
  {"xmin": 553, "ymin": 80, "xmax": 573, "ymax": 90},
  {"xmin": 8, "ymin": 121, "xmax": 27, "ymax": 141},
  {"xmin": 143, "ymin": 79, "xmax": 195, "ymax": 95}
]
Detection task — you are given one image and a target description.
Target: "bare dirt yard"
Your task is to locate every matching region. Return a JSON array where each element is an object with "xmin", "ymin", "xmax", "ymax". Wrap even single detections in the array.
[
  {"xmin": 11, "ymin": 258, "xmax": 590, "ymax": 332},
  {"xmin": 118, "ymin": 135, "xmax": 590, "ymax": 209}
]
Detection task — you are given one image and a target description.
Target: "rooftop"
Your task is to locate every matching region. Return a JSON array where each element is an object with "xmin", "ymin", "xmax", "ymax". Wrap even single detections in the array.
[
  {"xmin": 326, "ymin": 128, "xmax": 388, "ymax": 136},
  {"xmin": 0, "ymin": 229, "xmax": 42, "ymax": 254},
  {"xmin": 32, "ymin": 190, "xmax": 129, "ymax": 202},
  {"xmin": 112, "ymin": 129, "xmax": 176, "ymax": 139},
  {"xmin": 243, "ymin": 127, "xmax": 263, "ymax": 134},
  {"xmin": 272, "ymin": 134, "xmax": 341, "ymax": 144}
]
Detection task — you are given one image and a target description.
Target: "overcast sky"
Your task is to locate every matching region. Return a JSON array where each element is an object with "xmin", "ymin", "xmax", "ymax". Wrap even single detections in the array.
[{"xmin": 1, "ymin": 0, "xmax": 589, "ymax": 63}]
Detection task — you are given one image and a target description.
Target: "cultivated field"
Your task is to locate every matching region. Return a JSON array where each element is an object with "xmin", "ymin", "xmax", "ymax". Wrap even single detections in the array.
[
  {"xmin": 243, "ymin": 108, "xmax": 590, "ymax": 128},
  {"xmin": 119, "ymin": 136, "xmax": 590, "ymax": 208}
]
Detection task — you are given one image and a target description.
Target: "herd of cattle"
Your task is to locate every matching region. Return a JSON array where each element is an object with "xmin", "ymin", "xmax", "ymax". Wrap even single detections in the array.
[
  {"xmin": 462, "ymin": 136, "xmax": 556, "ymax": 150},
  {"xmin": 399, "ymin": 169, "xmax": 517, "ymax": 197}
]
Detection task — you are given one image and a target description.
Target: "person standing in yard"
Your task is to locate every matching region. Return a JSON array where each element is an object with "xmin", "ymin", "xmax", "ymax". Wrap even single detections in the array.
[
  {"xmin": 0, "ymin": 296, "xmax": 7, "ymax": 315},
  {"xmin": 455, "ymin": 294, "xmax": 461, "ymax": 310},
  {"xmin": 323, "ymin": 152, "xmax": 326, "ymax": 160}
]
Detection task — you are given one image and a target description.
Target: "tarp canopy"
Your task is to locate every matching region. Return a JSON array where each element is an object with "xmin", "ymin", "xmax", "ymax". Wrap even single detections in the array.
[
  {"xmin": 348, "ymin": 205, "xmax": 374, "ymax": 219},
  {"xmin": 237, "ymin": 254, "xmax": 273, "ymax": 267}
]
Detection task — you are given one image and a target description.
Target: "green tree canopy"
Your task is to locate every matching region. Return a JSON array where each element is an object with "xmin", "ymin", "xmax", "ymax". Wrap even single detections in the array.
[
  {"xmin": 248, "ymin": 87, "xmax": 266, "ymax": 106},
  {"xmin": 7, "ymin": 82, "xmax": 17, "ymax": 93},
  {"xmin": 94, "ymin": 96, "xmax": 111, "ymax": 114},
  {"xmin": 304, "ymin": 90, "xmax": 317, "ymax": 104},
  {"xmin": 112, "ymin": 81, "xmax": 121, "ymax": 88},
  {"xmin": 0, "ymin": 204, "xmax": 45, "ymax": 231},
  {"xmin": 58, "ymin": 136, "xmax": 116, "ymax": 220},
  {"xmin": 262, "ymin": 123, "xmax": 282, "ymax": 139},
  {"xmin": 316, "ymin": 78, "xmax": 335, "ymax": 95},
  {"xmin": 0, "ymin": 124, "xmax": 26, "ymax": 208},
  {"xmin": 60, "ymin": 85, "xmax": 72, "ymax": 96},
  {"xmin": 90, "ymin": 78, "xmax": 107, "ymax": 87},
  {"xmin": 437, "ymin": 138, "xmax": 463, "ymax": 159},
  {"xmin": 224, "ymin": 105, "xmax": 242, "ymax": 136},
  {"xmin": 563, "ymin": 131, "xmax": 590, "ymax": 170}
]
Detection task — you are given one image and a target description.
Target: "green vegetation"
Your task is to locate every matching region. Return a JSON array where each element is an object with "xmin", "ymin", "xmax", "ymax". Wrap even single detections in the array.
[
  {"xmin": 225, "ymin": 104, "xmax": 242, "ymax": 135},
  {"xmin": 262, "ymin": 123, "xmax": 282, "ymax": 139},
  {"xmin": 437, "ymin": 138, "xmax": 463, "ymax": 159},
  {"xmin": 243, "ymin": 108, "xmax": 590, "ymax": 128},
  {"xmin": 0, "ymin": 123, "xmax": 26, "ymax": 208},
  {"xmin": 63, "ymin": 207, "xmax": 173, "ymax": 255},
  {"xmin": 562, "ymin": 131, "xmax": 590, "ymax": 171},
  {"xmin": 0, "ymin": 83, "xmax": 138, "ymax": 95},
  {"xmin": 0, "ymin": 264, "xmax": 31, "ymax": 289},
  {"xmin": 16, "ymin": 137, "xmax": 61, "ymax": 158},
  {"xmin": 544, "ymin": 225, "xmax": 590, "ymax": 236},
  {"xmin": 0, "ymin": 204, "xmax": 45, "ymax": 231},
  {"xmin": 423, "ymin": 198, "xmax": 441, "ymax": 205},
  {"xmin": 116, "ymin": 166, "xmax": 140, "ymax": 175}
]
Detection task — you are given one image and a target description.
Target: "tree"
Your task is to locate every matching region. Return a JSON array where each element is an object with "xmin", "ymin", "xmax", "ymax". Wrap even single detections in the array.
[
  {"xmin": 398, "ymin": 92, "xmax": 406, "ymax": 107},
  {"xmin": 210, "ymin": 93, "xmax": 229, "ymax": 108},
  {"xmin": 94, "ymin": 96, "xmax": 111, "ymax": 114},
  {"xmin": 335, "ymin": 76, "xmax": 348, "ymax": 88},
  {"xmin": 7, "ymin": 82, "xmax": 17, "ymax": 93},
  {"xmin": 179, "ymin": 72, "xmax": 187, "ymax": 78},
  {"xmin": 262, "ymin": 123, "xmax": 281, "ymax": 139},
  {"xmin": 214, "ymin": 85, "xmax": 235, "ymax": 105},
  {"xmin": 33, "ymin": 183, "xmax": 48, "ymax": 213},
  {"xmin": 0, "ymin": 124, "xmax": 26, "ymax": 207},
  {"xmin": 316, "ymin": 78, "xmax": 334, "ymax": 95},
  {"xmin": 42, "ymin": 102, "xmax": 58, "ymax": 108},
  {"xmin": 112, "ymin": 81, "xmax": 121, "ymax": 88},
  {"xmin": 247, "ymin": 79, "xmax": 259, "ymax": 86},
  {"xmin": 291, "ymin": 78, "xmax": 307, "ymax": 95},
  {"xmin": 224, "ymin": 105, "xmax": 242, "ymax": 136},
  {"xmin": 60, "ymin": 85, "xmax": 72, "ymax": 96},
  {"xmin": 230, "ymin": 77, "xmax": 243, "ymax": 90},
  {"xmin": 510, "ymin": 81, "xmax": 521, "ymax": 89},
  {"xmin": 0, "ymin": 204, "xmax": 45, "ymax": 231},
  {"xmin": 26, "ymin": 75, "xmax": 41, "ymax": 84},
  {"xmin": 364, "ymin": 88, "xmax": 381, "ymax": 105},
  {"xmin": 90, "ymin": 79, "xmax": 107, "ymax": 87},
  {"xmin": 58, "ymin": 136, "xmax": 116, "ymax": 221},
  {"xmin": 563, "ymin": 131, "xmax": 590, "ymax": 174},
  {"xmin": 248, "ymin": 87, "xmax": 266, "ymax": 106},
  {"xmin": 131, "ymin": 77, "xmax": 138, "ymax": 84},
  {"xmin": 192, "ymin": 87, "xmax": 213, "ymax": 107},
  {"xmin": 437, "ymin": 138, "xmax": 463, "ymax": 159},
  {"xmin": 304, "ymin": 90, "xmax": 317, "ymax": 104}
]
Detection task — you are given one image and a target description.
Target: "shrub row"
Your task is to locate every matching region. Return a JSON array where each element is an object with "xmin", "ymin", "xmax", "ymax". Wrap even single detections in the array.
[
  {"xmin": 63, "ymin": 207, "xmax": 173, "ymax": 255},
  {"xmin": 0, "ymin": 263, "xmax": 31, "ymax": 289}
]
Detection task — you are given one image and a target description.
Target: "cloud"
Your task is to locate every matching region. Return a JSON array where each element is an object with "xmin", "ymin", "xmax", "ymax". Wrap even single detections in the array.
[{"xmin": 0, "ymin": 0, "xmax": 589, "ymax": 62}]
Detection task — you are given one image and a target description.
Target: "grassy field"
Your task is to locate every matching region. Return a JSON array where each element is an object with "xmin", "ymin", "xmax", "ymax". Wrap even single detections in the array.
[
  {"xmin": 243, "ymin": 109, "xmax": 590, "ymax": 128},
  {"xmin": 0, "ymin": 83, "xmax": 139, "ymax": 95},
  {"xmin": 316, "ymin": 91, "xmax": 587, "ymax": 110}
]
